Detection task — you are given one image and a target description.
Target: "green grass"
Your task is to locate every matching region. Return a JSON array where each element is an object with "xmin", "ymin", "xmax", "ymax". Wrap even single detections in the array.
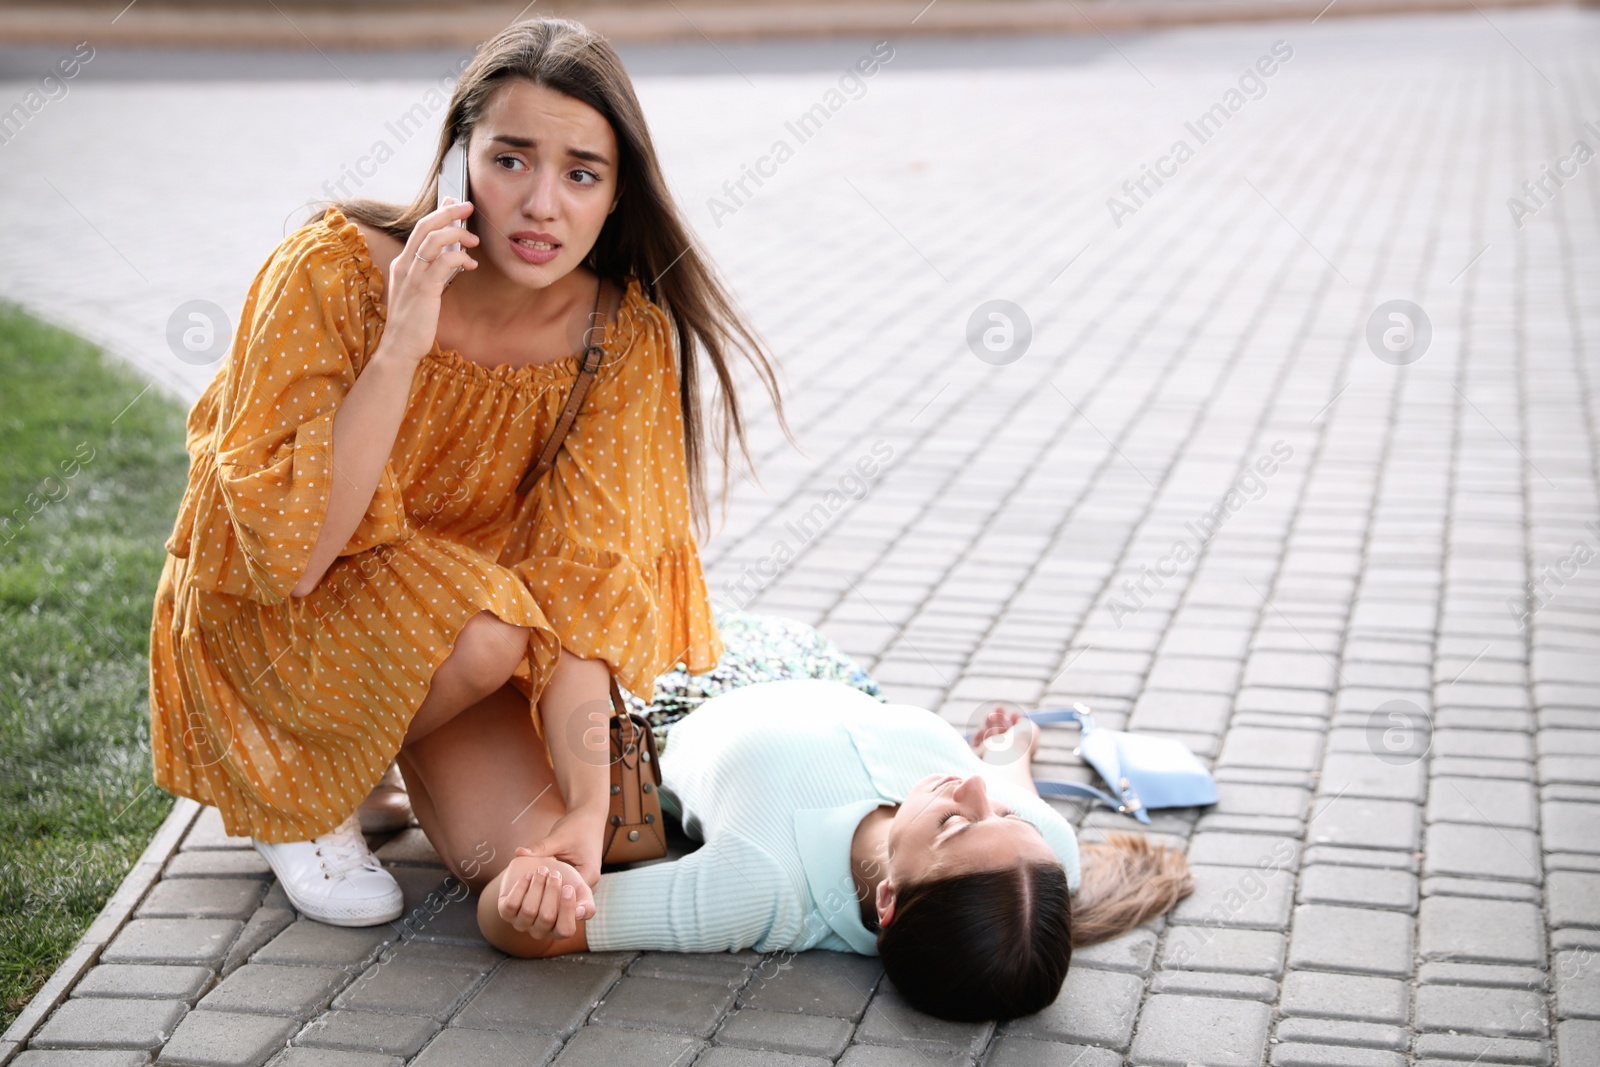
[{"xmin": 0, "ymin": 299, "xmax": 191, "ymax": 1028}]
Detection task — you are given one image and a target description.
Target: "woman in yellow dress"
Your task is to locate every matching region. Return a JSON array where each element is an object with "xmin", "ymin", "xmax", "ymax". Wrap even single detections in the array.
[{"xmin": 147, "ymin": 17, "xmax": 793, "ymax": 926}]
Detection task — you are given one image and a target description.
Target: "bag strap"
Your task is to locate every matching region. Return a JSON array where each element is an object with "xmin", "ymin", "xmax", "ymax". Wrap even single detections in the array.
[
  {"xmin": 1031, "ymin": 776, "xmax": 1117, "ymax": 805},
  {"xmin": 608, "ymin": 674, "xmax": 661, "ymax": 785},
  {"xmin": 1024, "ymin": 704, "xmax": 1096, "ymax": 733},
  {"xmin": 609, "ymin": 673, "xmax": 626, "ymax": 721},
  {"xmin": 516, "ymin": 276, "xmax": 614, "ymax": 496},
  {"xmin": 1037, "ymin": 776, "xmax": 1151, "ymax": 823}
]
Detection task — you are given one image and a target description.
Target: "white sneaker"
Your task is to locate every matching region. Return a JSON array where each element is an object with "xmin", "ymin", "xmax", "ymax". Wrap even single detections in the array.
[{"xmin": 253, "ymin": 814, "xmax": 404, "ymax": 927}]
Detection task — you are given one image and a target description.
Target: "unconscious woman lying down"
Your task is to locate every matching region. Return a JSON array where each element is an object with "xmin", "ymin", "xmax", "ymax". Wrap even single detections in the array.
[{"xmin": 417, "ymin": 678, "xmax": 1192, "ymax": 1022}]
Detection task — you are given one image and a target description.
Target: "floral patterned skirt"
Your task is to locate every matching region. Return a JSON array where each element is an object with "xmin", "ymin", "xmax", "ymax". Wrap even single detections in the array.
[{"xmin": 618, "ymin": 606, "xmax": 886, "ymax": 753}]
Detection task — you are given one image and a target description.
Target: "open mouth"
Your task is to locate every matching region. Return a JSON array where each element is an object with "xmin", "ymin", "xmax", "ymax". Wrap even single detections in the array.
[{"xmin": 509, "ymin": 236, "xmax": 561, "ymax": 264}]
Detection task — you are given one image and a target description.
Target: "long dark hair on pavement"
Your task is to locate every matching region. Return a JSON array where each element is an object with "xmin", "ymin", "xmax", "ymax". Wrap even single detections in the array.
[
  {"xmin": 310, "ymin": 16, "xmax": 795, "ymax": 541},
  {"xmin": 875, "ymin": 833, "xmax": 1193, "ymax": 1022}
]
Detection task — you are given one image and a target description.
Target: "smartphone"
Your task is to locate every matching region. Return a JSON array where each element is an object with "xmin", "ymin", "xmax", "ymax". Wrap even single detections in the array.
[{"xmin": 437, "ymin": 138, "xmax": 469, "ymax": 282}]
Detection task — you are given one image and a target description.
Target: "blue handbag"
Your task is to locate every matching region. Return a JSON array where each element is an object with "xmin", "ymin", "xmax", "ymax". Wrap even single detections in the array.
[{"xmin": 971, "ymin": 702, "xmax": 1217, "ymax": 824}]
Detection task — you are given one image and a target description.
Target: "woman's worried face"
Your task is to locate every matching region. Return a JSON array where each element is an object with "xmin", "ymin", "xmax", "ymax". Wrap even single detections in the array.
[{"xmin": 465, "ymin": 79, "xmax": 619, "ymax": 289}]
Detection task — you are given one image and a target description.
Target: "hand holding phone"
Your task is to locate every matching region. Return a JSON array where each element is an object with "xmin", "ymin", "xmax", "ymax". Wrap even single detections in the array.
[{"xmin": 373, "ymin": 145, "xmax": 478, "ymax": 367}]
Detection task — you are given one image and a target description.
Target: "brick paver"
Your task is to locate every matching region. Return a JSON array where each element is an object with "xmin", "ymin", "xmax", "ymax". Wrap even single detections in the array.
[{"xmin": 3, "ymin": 7, "xmax": 1597, "ymax": 1065}]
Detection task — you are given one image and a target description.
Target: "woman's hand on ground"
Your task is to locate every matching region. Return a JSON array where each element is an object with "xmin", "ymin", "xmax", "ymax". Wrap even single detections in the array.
[
  {"xmin": 497, "ymin": 851, "xmax": 594, "ymax": 941},
  {"xmin": 969, "ymin": 706, "xmax": 1041, "ymax": 763},
  {"xmin": 521, "ymin": 802, "xmax": 608, "ymax": 890},
  {"xmin": 374, "ymin": 197, "xmax": 480, "ymax": 366}
]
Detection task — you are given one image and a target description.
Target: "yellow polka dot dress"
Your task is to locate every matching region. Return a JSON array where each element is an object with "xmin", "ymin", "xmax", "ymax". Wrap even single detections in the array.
[{"xmin": 147, "ymin": 206, "xmax": 724, "ymax": 843}]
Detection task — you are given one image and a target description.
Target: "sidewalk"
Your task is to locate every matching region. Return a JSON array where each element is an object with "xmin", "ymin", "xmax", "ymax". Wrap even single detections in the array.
[{"xmin": 3, "ymin": 6, "xmax": 1598, "ymax": 1066}]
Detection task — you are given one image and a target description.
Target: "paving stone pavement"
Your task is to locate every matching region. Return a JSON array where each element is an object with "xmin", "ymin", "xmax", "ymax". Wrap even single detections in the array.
[{"xmin": 2, "ymin": 8, "xmax": 1599, "ymax": 1066}]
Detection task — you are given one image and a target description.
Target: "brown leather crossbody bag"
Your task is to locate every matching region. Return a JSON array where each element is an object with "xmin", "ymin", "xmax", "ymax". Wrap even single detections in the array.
[
  {"xmin": 603, "ymin": 674, "xmax": 668, "ymax": 863},
  {"xmin": 516, "ymin": 276, "xmax": 667, "ymax": 865}
]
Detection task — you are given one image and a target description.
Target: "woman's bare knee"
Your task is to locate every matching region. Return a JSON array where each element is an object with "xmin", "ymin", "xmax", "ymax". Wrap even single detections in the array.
[
  {"xmin": 411, "ymin": 612, "xmax": 531, "ymax": 742},
  {"xmin": 440, "ymin": 611, "xmax": 530, "ymax": 700}
]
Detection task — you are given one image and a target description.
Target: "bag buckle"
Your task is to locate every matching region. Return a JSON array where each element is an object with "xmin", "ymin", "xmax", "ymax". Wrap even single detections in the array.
[{"xmin": 1116, "ymin": 776, "xmax": 1143, "ymax": 815}]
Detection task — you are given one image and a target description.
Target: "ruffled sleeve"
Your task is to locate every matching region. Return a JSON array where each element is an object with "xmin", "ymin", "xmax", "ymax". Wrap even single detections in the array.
[
  {"xmin": 178, "ymin": 207, "xmax": 407, "ymax": 605},
  {"xmin": 498, "ymin": 291, "xmax": 723, "ymax": 704}
]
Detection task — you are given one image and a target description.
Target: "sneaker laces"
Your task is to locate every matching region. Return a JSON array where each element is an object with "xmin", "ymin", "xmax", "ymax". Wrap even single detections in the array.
[{"xmin": 311, "ymin": 815, "xmax": 384, "ymax": 880}]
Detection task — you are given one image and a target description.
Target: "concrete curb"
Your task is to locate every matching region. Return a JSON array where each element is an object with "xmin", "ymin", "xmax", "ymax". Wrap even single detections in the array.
[
  {"xmin": 0, "ymin": 0, "xmax": 1579, "ymax": 50},
  {"xmin": 0, "ymin": 796, "xmax": 202, "ymax": 1067}
]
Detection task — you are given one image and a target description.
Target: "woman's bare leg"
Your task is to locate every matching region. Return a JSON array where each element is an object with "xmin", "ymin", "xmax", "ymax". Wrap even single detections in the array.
[
  {"xmin": 397, "ymin": 679, "xmax": 569, "ymax": 892},
  {"xmin": 358, "ymin": 610, "xmax": 531, "ymax": 829}
]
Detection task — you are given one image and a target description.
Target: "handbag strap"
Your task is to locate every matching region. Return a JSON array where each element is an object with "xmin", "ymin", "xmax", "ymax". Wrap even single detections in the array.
[
  {"xmin": 516, "ymin": 276, "xmax": 615, "ymax": 496},
  {"xmin": 608, "ymin": 672, "xmax": 634, "ymax": 755},
  {"xmin": 609, "ymin": 673, "xmax": 627, "ymax": 722},
  {"xmin": 607, "ymin": 673, "xmax": 661, "ymax": 783},
  {"xmin": 1036, "ymin": 777, "xmax": 1151, "ymax": 823},
  {"xmin": 1034, "ymin": 778, "xmax": 1128, "ymax": 808},
  {"xmin": 1024, "ymin": 704, "xmax": 1096, "ymax": 733}
]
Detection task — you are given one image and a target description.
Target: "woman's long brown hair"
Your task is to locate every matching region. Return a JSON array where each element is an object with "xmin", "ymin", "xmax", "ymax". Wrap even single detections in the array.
[
  {"xmin": 1070, "ymin": 831, "xmax": 1195, "ymax": 947},
  {"xmin": 306, "ymin": 16, "xmax": 796, "ymax": 542}
]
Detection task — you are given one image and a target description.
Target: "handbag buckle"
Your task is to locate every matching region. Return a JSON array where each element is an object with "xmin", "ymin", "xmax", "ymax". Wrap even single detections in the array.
[{"xmin": 1117, "ymin": 776, "xmax": 1143, "ymax": 815}]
